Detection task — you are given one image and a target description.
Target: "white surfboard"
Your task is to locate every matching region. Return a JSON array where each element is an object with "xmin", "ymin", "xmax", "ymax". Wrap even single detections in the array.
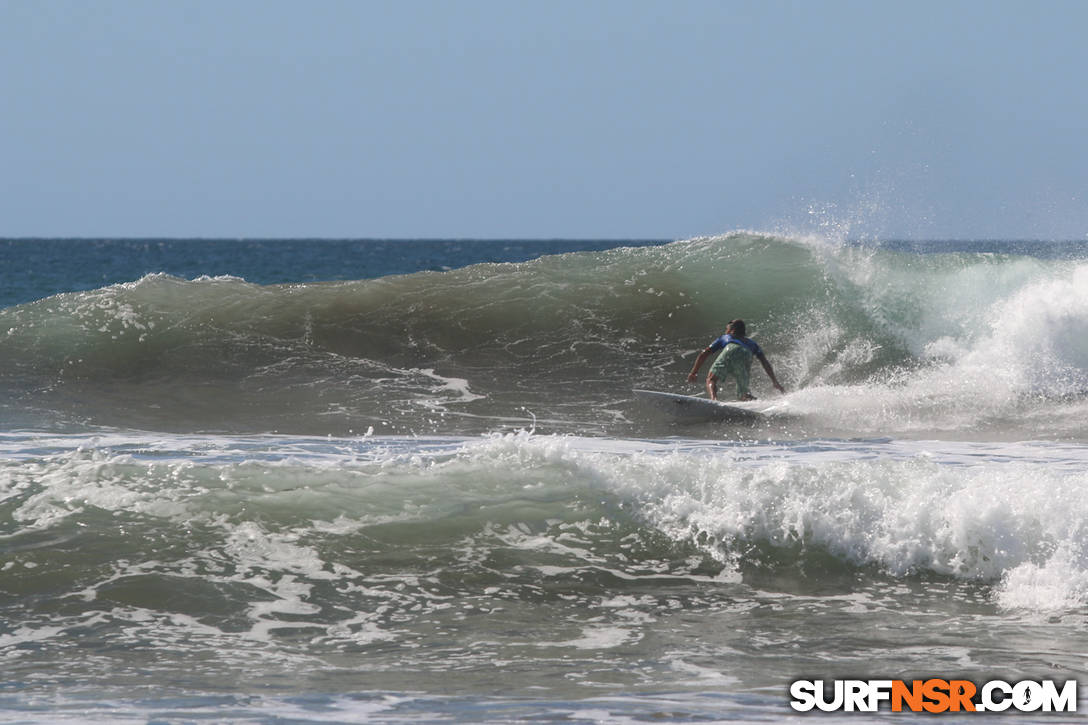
[{"xmin": 632, "ymin": 389, "xmax": 774, "ymax": 423}]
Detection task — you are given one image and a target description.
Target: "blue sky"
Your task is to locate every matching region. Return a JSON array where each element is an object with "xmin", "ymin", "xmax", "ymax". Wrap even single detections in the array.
[{"xmin": 3, "ymin": 0, "xmax": 1087, "ymax": 240}]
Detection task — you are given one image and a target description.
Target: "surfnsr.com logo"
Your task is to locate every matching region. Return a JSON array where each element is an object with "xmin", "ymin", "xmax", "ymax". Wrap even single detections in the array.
[{"xmin": 789, "ymin": 679, "xmax": 1078, "ymax": 713}]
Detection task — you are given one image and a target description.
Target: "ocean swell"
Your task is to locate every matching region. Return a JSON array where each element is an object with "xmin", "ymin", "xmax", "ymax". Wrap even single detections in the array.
[{"xmin": 2, "ymin": 233, "xmax": 1086, "ymax": 439}]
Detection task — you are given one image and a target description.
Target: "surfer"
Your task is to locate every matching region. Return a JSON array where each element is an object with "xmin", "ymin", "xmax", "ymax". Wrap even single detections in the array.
[{"xmin": 686, "ymin": 319, "xmax": 785, "ymax": 401}]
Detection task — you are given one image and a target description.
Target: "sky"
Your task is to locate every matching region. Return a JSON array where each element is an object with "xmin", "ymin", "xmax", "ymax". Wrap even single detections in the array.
[{"xmin": 2, "ymin": 0, "xmax": 1087, "ymax": 240}]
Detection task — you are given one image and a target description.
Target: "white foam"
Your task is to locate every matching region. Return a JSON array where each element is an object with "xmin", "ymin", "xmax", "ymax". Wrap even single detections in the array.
[
  {"xmin": 996, "ymin": 542, "xmax": 1088, "ymax": 611},
  {"xmin": 556, "ymin": 626, "xmax": 638, "ymax": 649},
  {"xmin": 7, "ymin": 430, "xmax": 1088, "ymax": 615},
  {"xmin": 411, "ymin": 367, "xmax": 487, "ymax": 404},
  {"xmin": 459, "ymin": 433, "xmax": 1088, "ymax": 608}
]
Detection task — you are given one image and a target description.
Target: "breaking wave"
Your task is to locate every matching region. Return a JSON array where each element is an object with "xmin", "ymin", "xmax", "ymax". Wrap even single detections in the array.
[{"xmin": 2, "ymin": 233, "xmax": 1087, "ymax": 439}]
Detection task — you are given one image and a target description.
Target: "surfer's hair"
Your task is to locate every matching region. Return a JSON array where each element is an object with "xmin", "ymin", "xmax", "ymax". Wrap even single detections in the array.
[{"xmin": 728, "ymin": 319, "xmax": 746, "ymax": 336}]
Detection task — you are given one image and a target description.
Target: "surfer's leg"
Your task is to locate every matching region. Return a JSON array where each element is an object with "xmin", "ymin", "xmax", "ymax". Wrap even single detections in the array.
[
  {"xmin": 734, "ymin": 364, "xmax": 753, "ymax": 400},
  {"xmin": 707, "ymin": 353, "xmax": 729, "ymax": 401}
]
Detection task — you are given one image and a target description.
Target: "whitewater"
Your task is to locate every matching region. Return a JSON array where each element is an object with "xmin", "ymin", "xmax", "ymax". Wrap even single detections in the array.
[{"xmin": 2, "ymin": 234, "xmax": 1087, "ymax": 722}]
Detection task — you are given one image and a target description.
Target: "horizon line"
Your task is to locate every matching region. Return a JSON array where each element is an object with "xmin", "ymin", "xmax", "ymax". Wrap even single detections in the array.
[{"xmin": 2, "ymin": 236, "xmax": 1086, "ymax": 244}]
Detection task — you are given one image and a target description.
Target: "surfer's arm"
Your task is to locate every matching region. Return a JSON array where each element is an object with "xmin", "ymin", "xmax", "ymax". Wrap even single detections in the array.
[
  {"xmin": 756, "ymin": 352, "xmax": 785, "ymax": 393},
  {"xmin": 686, "ymin": 347, "xmax": 714, "ymax": 383}
]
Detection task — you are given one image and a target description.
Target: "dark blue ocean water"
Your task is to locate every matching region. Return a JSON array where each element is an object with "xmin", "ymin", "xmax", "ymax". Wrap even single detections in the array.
[
  {"xmin": 1, "ymin": 238, "xmax": 668, "ymax": 308},
  {"xmin": 9, "ymin": 238, "xmax": 1088, "ymax": 310}
]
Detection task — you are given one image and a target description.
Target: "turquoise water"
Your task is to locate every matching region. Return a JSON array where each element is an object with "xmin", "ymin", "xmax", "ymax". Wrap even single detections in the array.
[{"xmin": 2, "ymin": 235, "xmax": 1088, "ymax": 722}]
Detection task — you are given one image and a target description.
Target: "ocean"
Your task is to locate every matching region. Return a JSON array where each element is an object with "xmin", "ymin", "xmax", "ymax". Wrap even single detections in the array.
[{"xmin": 2, "ymin": 234, "xmax": 1087, "ymax": 723}]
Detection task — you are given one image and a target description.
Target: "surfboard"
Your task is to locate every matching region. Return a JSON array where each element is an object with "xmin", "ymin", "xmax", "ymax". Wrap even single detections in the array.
[{"xmin": 632, "ymin": 389, "xmax": 769, "ymax": 423}]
